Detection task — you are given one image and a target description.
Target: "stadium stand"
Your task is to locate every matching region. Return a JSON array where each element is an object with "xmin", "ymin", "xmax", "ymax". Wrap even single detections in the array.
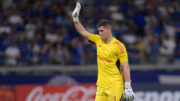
[{"xmin": 0, "ymin": 0, "xmax": 179, "ymax": 66}]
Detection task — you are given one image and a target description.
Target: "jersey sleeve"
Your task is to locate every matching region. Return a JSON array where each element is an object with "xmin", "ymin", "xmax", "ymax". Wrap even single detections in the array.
[
  {"xmin": 88, "ymin": 33, "xmax": 101, "ymax": 44},
  {"xmin": 115, "ymin": 41, "xmax": 128, "ymax": 63}
]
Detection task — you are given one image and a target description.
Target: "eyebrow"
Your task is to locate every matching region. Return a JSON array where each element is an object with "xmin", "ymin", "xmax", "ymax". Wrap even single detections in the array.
[{"xmin": 98, "ymin": 29, "xmax": 104, "ymax": 31}]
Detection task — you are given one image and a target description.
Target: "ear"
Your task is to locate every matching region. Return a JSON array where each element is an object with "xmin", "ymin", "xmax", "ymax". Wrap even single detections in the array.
[{"xmin": 107, "ymin": 27, "xmax": 112, "ymax": 32}]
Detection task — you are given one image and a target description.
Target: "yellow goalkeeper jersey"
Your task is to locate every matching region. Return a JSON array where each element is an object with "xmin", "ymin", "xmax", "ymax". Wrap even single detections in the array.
[{"xmin": 88, "ymin": 33, "xmax": 128, "ymax": 91}]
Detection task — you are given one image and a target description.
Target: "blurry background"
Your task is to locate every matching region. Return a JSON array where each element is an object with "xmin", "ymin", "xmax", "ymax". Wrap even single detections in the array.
[{"xmin": 0, "ymin": 0, "xmax": 180, "ymax": 101}]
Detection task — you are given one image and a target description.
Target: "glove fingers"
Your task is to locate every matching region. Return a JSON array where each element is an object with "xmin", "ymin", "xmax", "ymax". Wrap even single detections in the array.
[
  {"xmin": 76, "ymin": 2, "xmax": 79, "ymax": 8},
  {"xmin": 123, "ymin": 93, "xmax": 127, "ymax": 99},
  {"xmin": 127, "ymin": 96, "xmax": 131, "ymax": 101},
  {"xmin": 130, "ymin": 96, "xmax": 133, "ymax": 100},
  {"xmin": 127, "ymin": 98, "xmax": 131, "ymax": 101},
  {"xmin": 76, "ymin": 2, "xmax": 81, "ymax": 10},
  {"xmin": 129, "ymin": 95, "xmax": 135, "ymax": 101},
  {"xmin": 131, "ymin": 93, "xmax": 135, "ymax": 100},
  {"xmin": 126, "ymin": 95, "xmax": 134, "ymax": 101}
]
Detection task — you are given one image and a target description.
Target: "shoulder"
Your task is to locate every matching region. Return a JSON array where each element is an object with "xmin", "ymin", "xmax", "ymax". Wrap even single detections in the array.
[
  {"xmin": 88, "ymin": 33, "xmax": 102, "ymax": 43},
  {"xmin": 89, "ymin": 33, "xmax": 101, "ymax": 39},
  {"xmin": 113, "ymin": 39, "xmax": 126, "ymax": 54}
]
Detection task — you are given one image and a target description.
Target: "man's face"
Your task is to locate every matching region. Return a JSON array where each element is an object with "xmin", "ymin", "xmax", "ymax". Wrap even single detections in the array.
[{"xmin": 98, "ymin": 26, "xmax": 111, "ymax": 40}]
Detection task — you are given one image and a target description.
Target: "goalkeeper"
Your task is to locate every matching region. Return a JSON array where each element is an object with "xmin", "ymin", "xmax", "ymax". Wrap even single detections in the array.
[{"xmin": 72, "ymin": 2, "xmax": 135, "ymax": 101}]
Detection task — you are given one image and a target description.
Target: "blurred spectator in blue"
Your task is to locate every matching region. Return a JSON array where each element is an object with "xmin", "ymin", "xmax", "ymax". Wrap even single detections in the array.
[
  {"xmin": 49, "ymin": 46, "xmax": 56, "ymax": 64},
  {"xmin": 0, "ymin": 41, "xmax": 5, "ymax": 65},
  {"xmin": 55, "ymin": 3, "xmax": 67, "ymax": 26},
  {"xmin": 125, "ymin": 10, "xmax": 138, "ymax": 32},
  {"xmin": 85, "ymin": 18, "xmax": 96, "ymax": 34},
  {"xmin": 54, "ymin": 43, "xmax": 65, "ymax": 64},
  {"xmin": 0, "ymin": 0, "xmax": 179, "ymax": 66},
  {"xmin": 114, "ymin": 20, "xmax": 128, "ymax": 39},
  {"xmin": 30, "ymin": 32, "xmax": 44, "ymax": 65},
  {"xmin": 0, "ymin": 18, "xmax": 11, "ymax": 34},
  {"xmin": 174, "ymin": 40, "xmax": 180, "ymax": 64},
  {"xmin": 152, "ymin": 19, "xmax": 164, "ymax": 39},
  {"xmin": 59, "ymin": 27, "xmax": 72, "ymax": 46},
  {"xmin": 66, "ymin": 17, "xmax": 78, "ymax": 38},
  {"xmin": 93, "ymin": 0, "xmax": 106, "ymax": 12},
  {"xmin": 33, "ymin": 1, "xmax": 46, "ymax": 17},
  {"xmin": 147, "ymin": 35, "xmax": 160, "ymax": 64},
  {"xmin": 17, "ymin": 31, "xmax": 29, "ymax": 65},
  {"xmin": 128, "ymin": 43, "xmax": 141, "ymax": 64},
  {"xmin": 71, "ymin": 38, "xmax": 85, "ymax": 65},
  {"xmin": 41, "ymin": 42, "xmax": 51, "ymax": 64},
  {"xmin": 84, "ymin": 43, "xmax": 97, "ymax": 64}
]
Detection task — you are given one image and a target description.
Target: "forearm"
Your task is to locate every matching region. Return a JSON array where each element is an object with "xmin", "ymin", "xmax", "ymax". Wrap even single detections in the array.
[
  {"xmin": 72, "ymin": 2, "xmax": 89, "ymax": 39},
  {"xmin": 122, "ymin": 62, "xmax": 135, "ymax": 100},
  {"xmin": 122, "ymin": 62, "xmax": 131, "ymax": 82},
  {"xmin": 74, "ymin": 22, "xmax": 89, "ymax": 38}
]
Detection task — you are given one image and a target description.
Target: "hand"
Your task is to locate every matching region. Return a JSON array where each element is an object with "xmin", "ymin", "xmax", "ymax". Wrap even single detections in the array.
[
  {"xmin": 72, "ymin": 2, "xmax": 81, "ymax": 22},
  {"xmin": 123, "ymin": 81, "xmax": 135, "ymax": 101}
]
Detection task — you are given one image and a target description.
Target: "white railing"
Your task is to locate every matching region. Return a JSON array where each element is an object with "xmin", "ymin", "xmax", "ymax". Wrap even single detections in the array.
[{"xmin": 0, "ymin": 64, "xmax": 180, "ymax": 74}]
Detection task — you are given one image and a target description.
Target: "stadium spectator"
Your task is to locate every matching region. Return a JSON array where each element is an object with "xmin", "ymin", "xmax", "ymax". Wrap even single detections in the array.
[
  {"xmin": 0, "ymin": 41, "xmax": 5, "ymax": 65},
  {"xmin": 147, "ymin": 35, "xmax": 160, "ymax": 64},
  {"xmin": 0, "ymin": 18, "xmax": 11, "ymax": 34},
  {"xmin": 41, "ymin": 42, "xmax": 51, "ymax": 64},
  {"xmin": 25, "ymin": 19, "xmax": 37, "ymax": 40},
  {"xmin": 135, "ymin": 36, "xmax": 146, "ymax": 63},
  {"xmin": 128, "ymin": 43, "xmax": 141, "ymax": 64},
  {"xmin": 159, "ymin": 34, "xmax": 176, "ymax": 64},
  {"xmin": 8, "ymin": 9, "xmax": 23, "ymax": 25},
  {"xmin": 71, "ymin": 38, "xmax": 85, "ymax": 65},
  {"xmin": 5, "ymin": 43, "xmax": 21, "ymax": 66},
  {"xmin": 17, "ymin": 31, "xmax": 29, "ymax": 65},
  {"xmin": 0, "ymin": 0, "xmax": 179, "ymax": 66},
  {"xmin": 122, "ymin": 29, "xmax": 137, "ymax": 47},
  {"xmin": 174, "ymin": 40, "xmax": 180, "ymax": 64},
  {"xmin": 164, "ymin": 21, "xmax": 176, "ymax": 39},
  {"xmin": 54, "ymin": 43, "xmax": 65, "ymax": 64}
]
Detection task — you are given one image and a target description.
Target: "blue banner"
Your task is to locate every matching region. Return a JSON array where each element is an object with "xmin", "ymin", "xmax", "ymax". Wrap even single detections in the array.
[{"xmin": 0, "ymin": 71, "xmax": 180, "ymax": 85}]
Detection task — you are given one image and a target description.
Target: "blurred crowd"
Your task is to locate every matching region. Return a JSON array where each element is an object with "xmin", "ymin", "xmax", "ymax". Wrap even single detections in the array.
[{"xmin": 0, "ymin": 0, "xmax": 180, "ymax": 66}]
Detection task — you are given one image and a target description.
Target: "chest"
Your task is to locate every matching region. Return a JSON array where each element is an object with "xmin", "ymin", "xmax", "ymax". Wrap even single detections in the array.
[{"xmin": 97, "ymin": 42, "xmax": 117, "ymax": 58}]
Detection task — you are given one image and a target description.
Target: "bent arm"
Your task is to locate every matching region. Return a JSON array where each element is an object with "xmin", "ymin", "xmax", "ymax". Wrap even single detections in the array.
[{"xmin": 74, "ymin": 22, "xmax": 89, "ymax": 39}]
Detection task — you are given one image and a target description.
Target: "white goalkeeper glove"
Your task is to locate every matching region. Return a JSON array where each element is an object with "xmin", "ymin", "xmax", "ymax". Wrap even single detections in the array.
[
  {"xmin": 123, "ymin": 81, "xmax": 135, "ymax": 101},
  {"xmin": 72, "ymin": 2, "xmax": 81, "ymax": 22}
]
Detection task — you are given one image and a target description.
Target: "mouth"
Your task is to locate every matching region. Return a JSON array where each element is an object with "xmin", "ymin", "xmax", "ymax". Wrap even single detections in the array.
[
  {"xmin": 100, "ymin": 36, "xmax": 104, "ymax": 39},
  {"xmin": 99, "ymin": 35, "xmax": 103, "ymax": 37}
]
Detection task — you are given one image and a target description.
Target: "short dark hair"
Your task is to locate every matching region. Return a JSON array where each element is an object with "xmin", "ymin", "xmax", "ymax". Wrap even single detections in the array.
[{"xmin": 97, "ymin": 19, "xmax": 112, "ymax": 29}]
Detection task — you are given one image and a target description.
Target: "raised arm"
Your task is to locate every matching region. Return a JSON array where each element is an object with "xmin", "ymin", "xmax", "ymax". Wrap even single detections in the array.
[
  {"xmin": 72, "ymin": 2, "xmax": 89, "ymax": 39},
  {"xmin": 121, "ymin": 62, "xmax": 135, "ymax": 101}
]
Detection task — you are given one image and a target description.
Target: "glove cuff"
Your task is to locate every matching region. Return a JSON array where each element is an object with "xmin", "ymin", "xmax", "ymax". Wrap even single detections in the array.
[
  {"xmin": 73, "ymin": 17, "xmax": 79, "ymax": 22},
  {"xmin": 125, "ymin": 81, "xmax": 131, "ymax": 89}
]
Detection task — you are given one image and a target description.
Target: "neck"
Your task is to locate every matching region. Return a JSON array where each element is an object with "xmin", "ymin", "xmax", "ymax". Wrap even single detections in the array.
[{"xmin": 104, "ymin": 34, "xmax": 113, "ymax": 44}]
